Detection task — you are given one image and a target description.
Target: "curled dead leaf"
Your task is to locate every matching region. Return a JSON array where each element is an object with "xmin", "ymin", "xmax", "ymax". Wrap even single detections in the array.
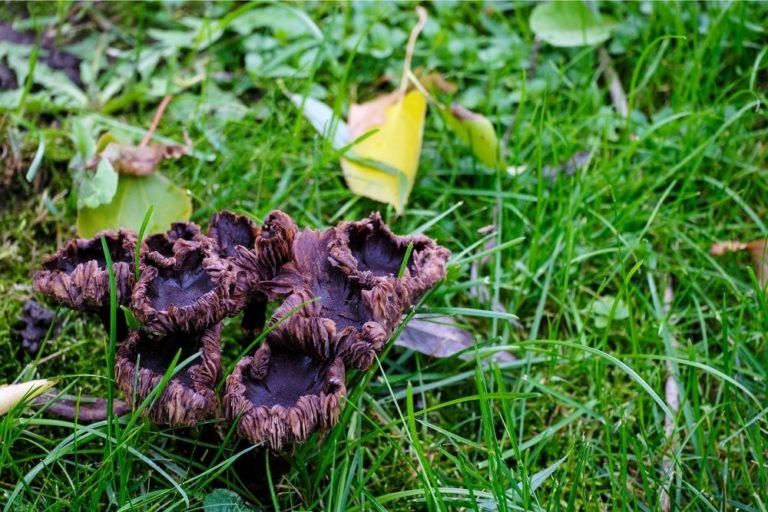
[
  {"xmin": 396, "ymin": 315, "xmax": 514, "ymax": 362},
  {"xmin": 710, "ymin": 239, "xmax": 768, "ymax": 286},
  {"xmin": 96, "ymin": 142, "xmax": 189, "ymax": 177}
]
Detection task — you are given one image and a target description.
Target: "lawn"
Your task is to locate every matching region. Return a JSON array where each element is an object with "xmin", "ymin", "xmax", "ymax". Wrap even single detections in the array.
[{"xmin": 1, "ymin": 1, "xmax": 767, "ymax": 510}]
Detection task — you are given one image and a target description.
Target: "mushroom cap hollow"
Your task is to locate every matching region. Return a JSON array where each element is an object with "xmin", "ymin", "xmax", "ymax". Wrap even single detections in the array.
[
  {"xmin": 115, "ymin": 324, "xmax": 221, "ymax": 426},
  {"xmin": 34, "ymin": 229, "xmax": 136, "ymax": 311},
  {"xmin": 223, "ymin": 341, "xmax": 346, "ymax": 450},
  {"xmin": 131, "ymin": 241, "xmax": 236, "ymax": 335},
  {"xmin": 208, "ymin": 211, "xmax": 260, "ymax": 259},
  {"xmin": 265, "ymin": 226, "xmax": 405, "ymax": 370}
]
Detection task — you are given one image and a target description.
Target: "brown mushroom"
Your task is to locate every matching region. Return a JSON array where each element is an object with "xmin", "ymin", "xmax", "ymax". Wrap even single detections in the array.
[
  {"xmin": 34, "ymin": 229, "xmax": 136, "ymax": 337},
  {"xmin": 230, "ymin": 210, "xmax": 298, "ymax": 338},
  {"xmin": 329, "ymin": 212, "xmax": 451, "ymax": 304},
  {"xmin": 265, "ymin": 227, "xmax": 401, "ymax": 370},
  {"xmin": 142, "ymin": 222, "xmax": 206, "ymax": 266},
  {"xmin": 12, "ymin": 299, "xmax": 59, "ymax": 357},
  {"xmin": 34, "ymin": 229, "xmax": 136, "ymax": 311},
  {"xmin": 115, "ymin": 324, "xmax": 221, "ymax": 425},
  {"xmin": 131, "ymin": 240, "xmax": 235, "ymax": 335},
  {"xmin": 223, "ymin": 337, "xmax": 346, "ymax": 450},
  {"xmin": 207, "ymin": 211, "xmax": 260, "ymax": 259}
]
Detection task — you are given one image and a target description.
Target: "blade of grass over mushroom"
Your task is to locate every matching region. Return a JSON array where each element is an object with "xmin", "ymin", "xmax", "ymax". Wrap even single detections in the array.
[
  {"xmin": 100, "ymin": 235, "xmax": 120, "ymax": 493},
  {"xmin": 134, "ymin": 205, "xmax": 156, "ymax": 281}
]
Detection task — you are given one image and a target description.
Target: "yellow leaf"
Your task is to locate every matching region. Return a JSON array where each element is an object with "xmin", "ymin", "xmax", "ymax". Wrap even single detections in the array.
[
  {"xmin": 442, "ymin": 103, "xmax": 500, "ymax": 169},
  {"xmin": 341, "ymin": 89, "xmax": 427, "ymax": 213},
  {"xmin": 0, "ymin": 379, "xmax": 56, "ymax": 416}
]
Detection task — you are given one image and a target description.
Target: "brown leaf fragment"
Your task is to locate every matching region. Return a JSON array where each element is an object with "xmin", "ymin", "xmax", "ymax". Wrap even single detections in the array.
[
  {"xmin": 710, "ymin": 239, "xmax": 768, "ymax": 286},
  {"xmin": 396, "ymin": 315, "xmax": 514, "ymax": 362},
  {"xmin": 98, "ymin": 143, "xmax": 189, "ymax": 177}
]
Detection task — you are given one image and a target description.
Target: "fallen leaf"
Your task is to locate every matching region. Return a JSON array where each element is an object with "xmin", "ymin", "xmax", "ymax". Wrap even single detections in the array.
[
  {"xmin": 203, "ymin": 488, "xmax": 255, "ymax": 512},
  {"xmin": 710, "ymin": 239, "xmax": 768, "ymax": 286},
  {"xmin": 0, "ymin": 379, "xmax": 57, "ymax": 416},
  {"xmin": 442, "ymin": 103, "xmax": 499, "ymax": 169},
  {"xmin": 288, "ymin": 94, "xmax": 350, "ymax": 151},
  {"xmin": 76, "ymin": 173, "xmax": 192, "ymax": 238},
  {"xmin": 397, "ymin": 315, "xmax": 515, "ymax": 362},
  {"xmin": 589, "ymin": 295, "xmax": 629, "ymax": 328},
  {"xmin": 530, "ymin": 2, "xmax": 618, "ymax": 48},
  {"xmin": 77, "ymin": 157, "xmax": 118, "ymax": 209},
  {"xmin": 417, "ymin": 69, "xmax": 458, "ymax": 94},
  {"xmin": 98, "ymin": 142, "xmax": 189, "ymax": 177},
  {"xmin": 341, "ymin": 89, "xmax": 427, "ymax": 213}
]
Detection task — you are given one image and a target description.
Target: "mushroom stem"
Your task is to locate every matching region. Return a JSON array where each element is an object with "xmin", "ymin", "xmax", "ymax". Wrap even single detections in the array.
[
  {"xmin": 96, "ymin": 309, "xmax": 129, "ymax": 341},
  {"xmin": 241, "ymin": 298, "xmax": 267, "ymax": 340}
]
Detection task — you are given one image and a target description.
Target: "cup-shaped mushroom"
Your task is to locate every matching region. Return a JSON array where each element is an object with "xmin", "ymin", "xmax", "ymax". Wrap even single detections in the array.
[
  {"xmin": 142, "ymin": 222, "xmax": 204, "ymax": 266},
  {"xmin": 207, "ymin": 211, "xmax": 260, "ymax": 259},
  {"xmin": 269, "ymin": 277, "xmax": 393, "ymax": 370},
  {"xmin": 132, "ymin": 242, "xmax": 235, "ymax": 334},
  {"xmin": 115, "ymin": 324, "xmax": 221, "ymax": 426},
  {"xmin": 224, "ymin": 341, "xmax": 346, "ymax": 450},
  {"xmin": 228, "ymin": 211, "xmax": 298, "ymax": 337},
  {"xmin": 329, "ymin": 212, "xmax": 451, "ymax": 302},
  {"xmin": 12, "ymin": 299, "xmax": 58, "ymax": 357},
  {"xmin": 231, "ymin": 210, "xmax": 298, "ymax": 303},
  {"xmin": 265, "ymin": 228, "xmax": 402, "ymax": 369},
  {"xmin": 34, "ymin": 229, "xmax": 136, "ymax": 311}
]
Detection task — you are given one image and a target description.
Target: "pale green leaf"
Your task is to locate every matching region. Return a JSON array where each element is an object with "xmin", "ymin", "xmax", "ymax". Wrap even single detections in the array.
[
  {"xmin": 203, "ymin": 489, "xmax": 254, "ymax": 512},
  {"xmin": 441, "ymin": 104, "xmax": 499, "ymax": 169},
  {"xmin": 530, "ymin": 2, "xmax": 618, "ymax": 48},
  {"xmin": 76, "ymin": 173, "xmax": 192, "ymax": 238},
  {"xmin": 77, "ymin": 158, "xmax": 118, "ymax": 210}
]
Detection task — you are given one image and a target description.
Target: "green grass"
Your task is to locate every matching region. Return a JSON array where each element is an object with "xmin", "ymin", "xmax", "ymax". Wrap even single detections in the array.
[{"xmin": 2, "ymin": 1, "xmax": 768, "ymax": 510}]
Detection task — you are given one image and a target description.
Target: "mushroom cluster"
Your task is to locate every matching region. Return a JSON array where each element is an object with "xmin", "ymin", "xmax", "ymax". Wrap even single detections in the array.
[{"xmin": 33, "ymin": 211, "xmax": 450, "ymax": 449}]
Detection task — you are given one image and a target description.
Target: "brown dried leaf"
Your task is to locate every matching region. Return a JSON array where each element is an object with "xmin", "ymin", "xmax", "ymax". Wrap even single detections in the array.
[
  {"xmin": 710, "ymin": 239, "xmax": 768, "ymax": 286},
  {"xmin": 98, "ymin": 143, "xmax": 189, "ymax": 177},
  {"xmin": 396, "ymin": 315, "xmax": 514, "ymax": 362}
]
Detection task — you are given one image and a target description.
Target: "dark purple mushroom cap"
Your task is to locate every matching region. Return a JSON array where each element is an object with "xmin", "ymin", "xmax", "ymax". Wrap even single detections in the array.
[
  {"xmin": 115, "ymin": 324, "xmax": 221, "ymax": 425},
  {"xmin": 34, "ymin": 229, "xmax": 136, "ymax": 311},
  {"xmin": 131, "ymin": 241, "xmax": 235, "ymax": 334},
  {"xmin": 142, "ymin": 222, "xmax": 205, "ymax": 266},
  {"xmin": 231, "ymin": 210, "xmax": 298, "ymax": 304},
  {"xmin": 223, "ymin": 340, "xmax": 346, "ymax": 450},
  {"xmin": 208, "ymin": 211, "xmax": 260, "ymax": 259},
  {"xmin": 229, "ymin": 211, "xmax": 298, "ymax": 337},
  {"xmin": 12, "ymin": 299, "xmax": 58, "ymax": 356},
  {"xmin": 265, "ymin": 227, "xmax": 401, "ymax": 369},
  {"xmin": 329, "ymin": 212, "xmax": 451, "ymax": 303}
]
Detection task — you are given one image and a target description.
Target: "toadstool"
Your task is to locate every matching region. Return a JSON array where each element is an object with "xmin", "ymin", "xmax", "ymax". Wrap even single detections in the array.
[
  {"xmin": 223, "ymin": 335, "xmax": 346, "ymax": 450},
  {"xmin": 34, "ymin": 229, "xmax": 136, "ymax": 337},
  {"xmin": 115, "ymin": 324, "xmax": 221, "ymax": 425},
  {"xmin": 131, "ymin": 239, "xmax": 235, "ymax": 335}
]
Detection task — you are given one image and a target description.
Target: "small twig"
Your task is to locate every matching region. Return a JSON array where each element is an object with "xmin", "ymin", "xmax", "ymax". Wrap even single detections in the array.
[
  {"xmin": 659, "ymin": 277, "xmax": 680, "ymax": 512},
  {"xmin": 33, "ymin": 391, "xmax": 131, "ymax": 423},
  {"xmin": 528, "ymin": 37, "xmax": 542, "ymax": 79},
  {"xmin": 598, "ymin": 48, "xmax": 628, "ymax": 119},
  {"xmin": 399, "ymin": 7, "xmax": 428, "ymax": 95},
  {"xmin": 140, "ymin": 94, "xmax": 173, "ymax": 147}
]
